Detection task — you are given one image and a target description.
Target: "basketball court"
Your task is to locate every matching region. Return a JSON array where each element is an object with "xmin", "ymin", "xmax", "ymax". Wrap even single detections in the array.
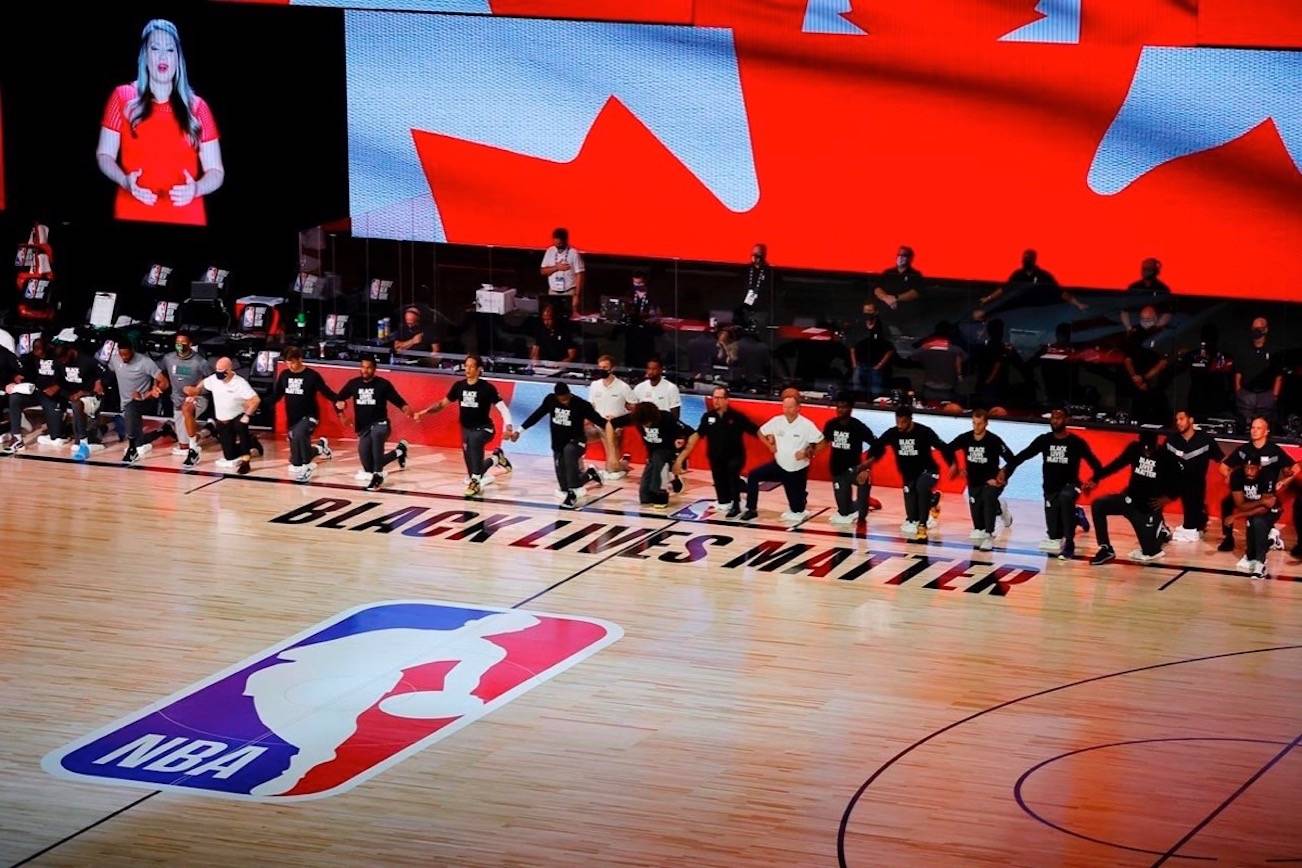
[{"xmin": 2, "ymin": 442, "xmax": 1300, "ymax": 866}]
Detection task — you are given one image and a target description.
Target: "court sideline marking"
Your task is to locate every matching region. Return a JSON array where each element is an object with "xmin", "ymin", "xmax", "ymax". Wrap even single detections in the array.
[{"xmin": 7, "ymin": 500, "xmax": 678, "ymax": 867}]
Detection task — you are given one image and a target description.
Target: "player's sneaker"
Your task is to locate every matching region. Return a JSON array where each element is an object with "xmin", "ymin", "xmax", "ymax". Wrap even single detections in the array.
[
  {"xmin": 1074, "ymin": 506, "xmax": 1090, "ymax": 533},
  {"xmin": 1235, "ymin": 555, "xmax": 1252, "ymax": 573},
  {"xmin": 316, "ymin": 438, "xmax": 332, "ymax": 460},
  {"xmin": 977, "ymin": 536, "xmax": 994, "ymax": 552},
  {"xmin": 780, "ymin": 510, "xmax": 809, "ymax": 523},
  {"xmin": 715, "ymin": 501, "xmax": 733, "ymax": 512},
  {"xmin": 584, "ymin": 467, "xmax": 603, "ymax": 486},
  {"xmin": 300, "ymin": 463, "xmax": 316, "ymax": 484},
  {"xmin": 1251, "ymin": 561, "xmax": 1268, "ymax": 580},
  {"xmin": 671, "ymin": 476, "xmax": 684, "ymax": 494},
  {"xmin": 1171, "ymin": 526, "xmax": 1200, "ymax": 543},
  {"xmin": 465, "ymin": 477, "xmax": 482, "ymax": 498},
  {"xmin": 493, "ymin": 447, "xmax": 512, "ymax": 471},
  {"xmin": 1090, "ymin": 545, "xmax": 1115, "ymax": 566},
  {"xmin": 72, "ymin": 441, "xmax": 91, "ymax": 462},
  {"xmin": 914, "ymin": 524, "xmax": 929, "ymax": 543},
  {"xmin": 900, "ymin": 520, "xmax": 918, "ymax": 535},
  {"xmin": 998, "ymin": 497, "xmax": 1012, "ymax": 529},
  {"xmin": 396, "ymin": 439, "xmax": 409, "ymax": 469},
  {"xmin": 1038, "ymin": 537, "xmax": 1063, "ymax": 553},
  {"xmin": 1129, "ymin": 548, "xmax": 1165, "ymax": 563},
  {"xmin": 600, "ymin": 469, "xmax": 627, "ymax": 481},
  {"xmin": 37, "ymin": 435, "xmax": 68, "ymax": 447},
  {"xmin": 248, "ymin": 438, "xmax": 264, "ymax": 458},
  {"xmin": 738, "ymin": 509, "xmax": 758, "ymax": 522},
  {"xmin": 829, "ymin": 512, "xmax": 855, "ymax": 525},
  {"xmin": 237, "ymin": 458, "xmax": 252, "ymax": 476},
  {"xmin": 171, "ymin": 445, "xmax": 191, "ymax": 456},
  {"xmin": 968, "ymin": 528, "xmax": 986, "ymax": 541},
  {"xmin": 1058, "ymin": 541, "xmax": 1075, "ymax": 560},
  {"xmin": 1217, "ymin": 534, "xmax": 1236, "ymax": 552},
  {"xmin": 354, "ymin": 469, "xmax": 372, "ymax": 482},
  {"xmin": 1268, "ymin": 528, "xmax": 1284, "ymax": 551},
  {"xmin": 726, "ymin": 504, "xmax": 742, "ymax": 519},
  {"xmin": 562, "ymin": 490, "xmax": 578, "ymax": 509},
  {"xmin": 365, "ymin": 472, "xmax": 385, "ymax": 491},
  {"xmin": 648, "ymin": 501, "xmax": 670, "ymax": 511},
  {"xmin": 1157, "ymin": 522, "xmax": 1173, "ymax": 545},
  {"xmin": 122, "ymin": 445, "xmax": 140, "ymax": 465},
  {"xmin": 3, "ymin": 436, "xmax": 23, "ymax": 454},
  {"xmin": 183, "ymin": 447, "xmax": 201, "ymax": 469}
]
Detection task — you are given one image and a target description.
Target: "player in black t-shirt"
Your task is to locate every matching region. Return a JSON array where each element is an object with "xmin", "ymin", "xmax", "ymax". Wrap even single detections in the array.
[
  {"xmin": 1000, "ymin": 406, "xmax": 1103, "ymax": 560},
  {"xmin": 611, "ymin": 402, "xmax": 692, "ymax": 509},
  {"xmin": 1215, "ymin": 416, "xmax": 1297, "ymax": 553},
  {"xmin": 1164, "ymin": 409, "xmax": 1222, "ymax": 541},
  {"xmin": 334, "ymin": 355, "xmax": 412, "ymax": 492},
  {"xmin": 56, "ymin": 343, "xmax": 107, "ymax": 459},
  {"xmin": 815, "ymin": 396, "xmax": 875, "ymax": 527},
  {"xmin": 268, "ymin": 346, "xmax": 339, "ymax": 484},
  {"xmin": 1227, "ymin": 457, "xmax": 1289, "ymax": 579},
  {"xmin": 1088, "ymin": 431, "xmax": 1180, "ymax": 564},
  {"xmin": 3, "ymin": 338, "xmax": 65, "ymax": 452},
  {"xmin": 948, "ymin": 408, "xmax": 1015, "ymax": 551},
  {"xmin": 674, "ymin": 386, "xmax": 760, "ymax": 518},
  {"xmin": 514, "ymin": 382, "xmax": 604, "ymax": 508},
  {"xmin": 417, "ymin": 354, "xmax": 515, "ymax": 498},
  {"xmin": 867, "ymin": 405, "xmax": 954, "ymax": 542}
]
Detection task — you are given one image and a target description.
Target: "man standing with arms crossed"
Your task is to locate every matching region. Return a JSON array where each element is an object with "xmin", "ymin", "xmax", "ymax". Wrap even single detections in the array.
[
  {"xmin": 417, "ymin": 354, "xmax": 514, "ymax": 498},
  {"xmin": 268, "ymin": 346, "xmax": 337, "ymax": 483}
]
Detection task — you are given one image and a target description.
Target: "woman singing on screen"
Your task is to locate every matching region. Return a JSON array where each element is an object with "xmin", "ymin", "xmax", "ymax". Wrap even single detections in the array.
[{"xmin": 96, "ymin": 19, "xmax": 224, "ymax": 226}]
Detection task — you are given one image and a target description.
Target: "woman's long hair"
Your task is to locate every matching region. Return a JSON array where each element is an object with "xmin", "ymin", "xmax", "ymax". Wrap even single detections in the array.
[{"xmin": 126, "ymin": 19, "xmax": 202, "ymax": 147}]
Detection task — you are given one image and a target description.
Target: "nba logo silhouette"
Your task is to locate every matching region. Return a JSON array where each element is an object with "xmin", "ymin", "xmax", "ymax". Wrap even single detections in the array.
[{"xmin": 43, "ymin": 601, "xmax": 621, "ymax": 801}]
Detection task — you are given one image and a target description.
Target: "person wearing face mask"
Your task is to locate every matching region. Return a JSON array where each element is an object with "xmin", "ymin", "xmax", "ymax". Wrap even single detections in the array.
[
  {"xmin": 539, "ymin": 227, "xmax": 585, "ymax": 319},
  {"xmin": 1121, "ymin": 305, "xmax": 1171, "ymax": 424},
  {"xmin": 267, "ymin": 346, "xmax": 338, "ymax": 483},
  {"xmin": 186, "ymin": 357, "xmax": 260, "ymax": 475},
  {"xmin": 625, "ymin": 271, "xmax": 660, "ymax": 369},
  {"xmin": 674, "ymin": 385, "xmax": 761, "ymax": 518},
  {"xmin": 161, "ymin": 330, "xmax": 213, "ymax": 465},
  {"xmin": 588, "ymin": 354, "xmax": 634, "ymax": 479},
  {"xmin": 849, "ymin": 301, "xmax": 895, "ymax": 398},
  {"xmin": 336, "ymin": 355, "xmax": 413, "ymax": 492},
  {"xmin": 734, "ymin": 243, "xmax": 773, "ymax": 334},
  {"xmin": 872, "ymin": 246, "xmax": 926, "ymax": 333},
  {"xmin": 1121, "ymin": 257, "xmax": 1172, "ymax": 331},
  {"xmin": 1232, "ymin": 317, "xmax": 1282, "ymax": 427},
  {"xmin": 998, "ymin": 406, "xmax": 1103, "ymax": 560},
  {"xmin": 100, "ymin": 337, "xmax": 170, "ymax": 465}
]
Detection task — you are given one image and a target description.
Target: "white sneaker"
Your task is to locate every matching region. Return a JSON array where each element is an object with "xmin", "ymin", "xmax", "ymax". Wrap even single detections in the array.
[
  {"xmin": 926, "ymin": 516, "xmax": 938, "ymax": 530},
  {"xmin": 600, "ymin": 469, "xmax": 627, "ymax": 481},
  {"xmin": 217, "ymin": 458, "xmax": 238, "ymax": 470},
  {"xmin": 1038, "ymin": 537, "xmax": 1063, "ymax": 552},
  {"xmin": 37, "ymin": 435, "xmax": 68, "ymax": 447},
  {"xmin": 780, "ymin": 510, "xmax": 809, "ymax": 523},
  {"xmin": 978, "ymin": 537, "xmax": 994, "ymax": 552},
  {"xmin": 554, "ymin": 489, "xmax": 568, "ymax": 500},
  {"xmin": 828, "ymin": 512, "xmax": 855, "ymax": 525},
  {"xmin": 479, "ymin": 473, "xmax": 495, "ymax": 488},
  {"xmin": 999, "ymin": 498, "xmax": 1012, "ymax": 529},
  {"xmin": 1236, "ymin": 556, "xmax": 1253, "ymax": 573},
  {"xmin": 135, "ymin": 443, "xmax": 153, "ymax": 458},
  {"xmin": 968, "ymin": 528, "xmax": 987, "ymax": 541},
  {"xmin": 288, "ymin": 464, "xmax": 303, "ymax": 479},
  {"xmin": 300, "ymin": 463, "xmax": 316, "ymax": 483},
  {"xmin": 1129, "ymin": 549, "xmax": 1165, "ymax": 563},
  {"xmin": 1171, "ymin": 526, "xmax": 1201, "ymax": 543},
  {"xmin": 1251, "ymin": 561, "xmax": 1268, "ymax": 579},
  {"xmin": 715, "ymin": 501, "xmax": 733, "ymax": 511},
  {"xmin": 1268, "ymin": 528, "xmax": 1284, "ymax": 551},
  {"xmin": 354, "ymin": 469, "xmax": 372, "ymax": 482},
  {"xmin": 172, "ymin": 445, "xmax": 191, "ymax": 456},
  {"xmin": 900, "ymin": 521, "xmax": 918, "ymax": 535}
]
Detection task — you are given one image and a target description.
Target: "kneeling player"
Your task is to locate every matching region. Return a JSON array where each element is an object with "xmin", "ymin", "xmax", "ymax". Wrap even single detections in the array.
[
  {"xmin": 609, "ymin": 402, "xmax": 692, "ymax": 510},
  {"xmin": 816, "ymin": 396, "xmax": 875, "ymax": 526},
  {"xmin": 948, "ymin": 408, "xmax": 1014, "ymax": 550},
  {"xmin": 1226, "ymin": 457, "xmax": 1287, "ymax": 579},
  {"xmin": 515, "ymin": 382, "xmax": 604, "ymax": 508},
  {"xmin": 269, "ymin": 346, "xmax": 338, "ymax": 483},
  {"xmin": 1089, "ymin": 431, "xmax": 1178, "ymax": 564}
]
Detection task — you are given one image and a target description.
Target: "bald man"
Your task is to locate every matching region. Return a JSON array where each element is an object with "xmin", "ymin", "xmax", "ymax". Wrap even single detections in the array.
[{"xmin": 185, "ymin": 357, "xmax": 261, "ymax": 474}]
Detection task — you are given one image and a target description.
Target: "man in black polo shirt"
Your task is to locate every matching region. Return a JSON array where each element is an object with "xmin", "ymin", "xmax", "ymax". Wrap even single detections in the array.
[
  {"xmin": 949, "ymin": 408, "xmax": 1015, "ymax": 551},
  {"xmin": 1000, "ymin": 406, "xmax": 1103, "ymax": 559},
  {"xmin": 515, "ymin": 382, "xmax": 604, "ymax": 508},
  {"xmin": 816, "ymin": 396, "xmax": 876, "ymax": 527},
  {"xmin": 1164, "ymin": 409, "xmax": 1222, "ymax": 541},
  {"xmin": 867, "ymin": 405, "xmax": 954, "ymax": 542},
  {"xmin": 975, "ymin": 249, "xmax": 1086, "ymax": 319},
  {"xmin": 418, "ymin": 354, "xmax": 515, "ymax": 498},
  {"xmin": 1121, "ymin": 257, "xmax": 1173, "ymax": 331},
  {"xmin": 1121, "ymin": 306, "xmax": 1171, "ymax": 424},
  {"xmin": 849, "ymin": 302, "xmax": 895, "ymax": 398},
  {"xmin": 872, "ymin": 245, "xmax": 925, "ymax": 332},
  {"xmin": 268, "ymin": 346, "xmax": 338, "ymax": 483},
  {"xmin": 3, "ymin": 338, "xmax": 65, "ymax": 452},
  {"xmin": 1088, "ymin": 430, "xmax": 1179, "ymax": 565},
  {"xmin": 334, "ymin": 355, "xmax": 412, "ymax": 492},
  {"xmin": 530, "ymin": 304, "xmax": 578, "ymax": 365},
  {"xmin": 1216, "ymin": 416, "xmax": 1296, "ymax": 553},
  {"xmin": 674, "ymin": 385, "xmax": 760, "ymax": 518},
  {"xmin": 1233, "ymin": 316, "xmax": 1282, "ymax": 426}
]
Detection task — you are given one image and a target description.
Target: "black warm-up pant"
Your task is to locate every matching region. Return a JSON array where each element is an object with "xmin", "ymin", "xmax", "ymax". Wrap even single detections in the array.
[
  {"xmin": 967, "ymin": 482, "xmax": 1002, "ymax": 534},
  {"xmin": 1245, "ymin": 510, "xmax": 1280, "ymax": 561},
  {"xmin": 122, "ymin": 398, "xmax": 166, "ymax": 448},
  {"xmin": 709, "ymin": 455, "xmax": 745, "ymax": 506},
  {"xmin": 640, "ymin": 450, "xmax": 674, "ymax": 505},
  {"xmin": 553, "ymin": 441, "xmax": 586, "ymax": 492},
  {"xmin": 215, "ymin": 416, "xmax": 257, "ymax": 461},
  {"xmin": 745, "ymin": 461, "xmax": 809, "ymax": 513},
  {"xmin": 358, "ymin": 420, "xmax": 401, "ymax": 473},
  {"xmin": 287, "ymin": 416, "xmax": 322, "ymax": 466},
  {"xmin": 8, "ymin": 391, "xmax": 64, "ymax": 439},
  {"xmin": 461, "ymin": 425, "xmax": 494, "ymax": 478},
  {"xmin": 1043, "ymin": 483, "xmax": 1082, "ymax": 543},
  {"xmin": 832, "ymin": 468, "xmax": 871, "ymax": 519},
  {"xmin": 1177, "ymin": 470, "xmax": 1208, "ymax": 531},
  {"xmin": 1092, "ymin": 493, "xmax": 1164, "ymax": 556},
  {"xmin": 901, "ymin": 470, "xmax": 938, "ymax": 524}
]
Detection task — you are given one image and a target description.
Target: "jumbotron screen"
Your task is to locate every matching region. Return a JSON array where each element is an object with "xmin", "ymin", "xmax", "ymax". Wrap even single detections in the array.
[{"xmin": 336, "ymin": 0, "xmax": 1301, "ymax": 298}]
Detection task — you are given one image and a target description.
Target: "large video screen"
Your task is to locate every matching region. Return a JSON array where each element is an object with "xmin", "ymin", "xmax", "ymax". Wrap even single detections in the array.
[{"xmin": 344, "ymin": 2, "xmax": 1302, "ymax": 299}]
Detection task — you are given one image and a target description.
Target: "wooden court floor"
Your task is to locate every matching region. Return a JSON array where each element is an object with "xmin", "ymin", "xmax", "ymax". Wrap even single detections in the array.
[{"xmin": 1, "ymin": 437, "xmax": 1299, "ymax": 867}]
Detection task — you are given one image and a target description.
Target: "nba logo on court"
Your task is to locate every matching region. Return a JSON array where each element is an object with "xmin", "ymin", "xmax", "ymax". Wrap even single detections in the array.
[{"xmin": 43, "ymin": 602, "xmax": 621, "ymax": 801}]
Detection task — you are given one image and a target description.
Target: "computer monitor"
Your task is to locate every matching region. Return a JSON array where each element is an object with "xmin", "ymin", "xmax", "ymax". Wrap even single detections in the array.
[
  {"xmin": 152, "ymin": 301, "xmax": 180, "ymax": 328},
  {"xmin": 324, "ymin": 314, "xmax": 350, "ymax": 337},
  {"xmin": 89, "ymin": 292, "xmax": 117, "ymax": 328},
  {"xmin": 95, "ymin": 339, "xmax": 118, "ymax": 365},
  {"xmin": 253, "ymin": 349, "xmax": 281, "ymax": 377},
  {"xmin": 23, "ymin": 278, "xmax": 49, "ymax": 300},
  {"xmin": 369, "ymin": 279, "xmax": 393, "ymax": 302},
  {"xmin": 144, "ymin": 265, "xmax": 172, "ymax": 288},
  {"xmin": 203, "ymin": 267, "xmax": 229, "ymax": 288},
  {"xmin": 16, "ymin": 332, "xmax": 42, "ymax": 355},
  {"xmin": 240, "ymin": 305, "xmax": 269, "ymax": 332}
]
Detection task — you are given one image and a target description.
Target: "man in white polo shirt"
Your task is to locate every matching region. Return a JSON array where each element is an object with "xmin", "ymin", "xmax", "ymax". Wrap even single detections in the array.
[
  {"xmin": 739, "ymin": 389, "xmax": 823, "ymax": 523},
  {"xmin": 589, "ymin": 354, "xmax": 634, "ymax": 479},
  {"xmin": 539, "ymin": 227, "xmax": 585, "ymax": 318},
  {"xmin": 185, "ymin": 357, "xmax": 261, "ymax": 475},
  {"xmin": 632, "ymin": 357, "xmax": 681, "ymax": 418}
]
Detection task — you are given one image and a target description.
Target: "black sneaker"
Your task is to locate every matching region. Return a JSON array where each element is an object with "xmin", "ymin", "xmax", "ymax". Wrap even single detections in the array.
[
  {"xmin": 1074, "ymin": 506, "xmax": 1090, "ymax": 533},
  {"xmin": 122, "ymin": 446, "xmax": 139, "ymax": 465},
  {"xmin": 1058, "ymin": 541, "xmax": 1076, "ymax": 560},
  {"xmin": 670, "ymin": 476, "xmax": 683, "ymax": 494},
  {"xmin": 584, "ymin": 467, "xmax": 603, "ymax": 486},
  {"xmin": 316, "ymin": 438, "xmax": 333, "ymax": 460},
  {"xmin": 396, "ymin": 439, "xmax": 410, "ymax": 469},
  {"xmin": 493, "ymin": 447, "xmax": 513, "ymax": 471},
  {"xmin": 726, "ymin": 503, "xmax": 742, "ymax": 519},
  {"xmin": 237, "ymin": 458, "xmax": 252, "ymax": 476},
  {"xmin": 365, "ymin": 472, "xmax": 384, "ymax": 491},
  {"xmin": 738, "ymin": 509, "xmax": 758, "ymax": 521},
  {"xmin": 1156, "ymin": 522, "xmax": 1172, "ymax": 544},
  {"xmin": 562, "ymin": 490, "xmax": 578, "ymax": 509},
  {"xmin": 248, "ymin": 438, "xmax": 264, "ymax": 458},
  {"xmin": 183, "ymin": 447, "xmax": 200, "ymax": 469},
  {"xmin": 1090, "ymin": 545, "xmax": 1115, "ymax": 566},
  {"xmin": 1217, "ymin": 534, "xmax": 1235, "ymax": 552}
]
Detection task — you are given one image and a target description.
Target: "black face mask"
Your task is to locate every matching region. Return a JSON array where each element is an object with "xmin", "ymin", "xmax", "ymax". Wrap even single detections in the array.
[{"xmin": 1252, "ymin": 329, "xmax": 1267, "ymax": 340}]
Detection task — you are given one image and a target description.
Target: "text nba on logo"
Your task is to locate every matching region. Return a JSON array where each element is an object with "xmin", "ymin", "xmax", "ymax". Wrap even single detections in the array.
[{"xmin": 43, "ymin": 602, "xmax": 621, "ymax": 800}]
